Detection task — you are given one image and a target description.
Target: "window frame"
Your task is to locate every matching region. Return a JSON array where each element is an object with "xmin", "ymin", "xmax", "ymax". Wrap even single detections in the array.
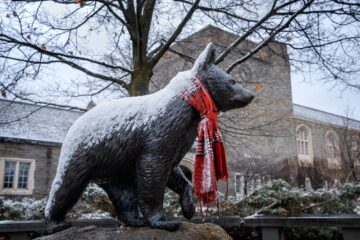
[
  {"xmin": 296, "ymin": 124, "xmax": 314, "ymax": 166},
  {"xmin": 325, "ymin": 130, "xmax": 341, "ymax": 169},
  {"xmin": 351, "ymin": 136, "xmax": 360, "ymax": 166},
  {"xmin": 234, "ymin": 172, "xmax": 243, "ymax": 199},
  {"xmin": 0, "ymin": 157, "xmax": 35, "ymax": 195},
  {"xmin": 351, "ymin": 136, "xmax": 359, "ymax": 152}
]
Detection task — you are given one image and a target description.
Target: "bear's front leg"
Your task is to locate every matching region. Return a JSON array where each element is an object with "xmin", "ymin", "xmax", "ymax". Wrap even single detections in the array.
[
  {"xmin": 167, "ymin": 165, "xmax": 195, "ymax": 220},
  {"xmin": 136, "ymin": 155, "xmax": 181, "ymax": 231}
]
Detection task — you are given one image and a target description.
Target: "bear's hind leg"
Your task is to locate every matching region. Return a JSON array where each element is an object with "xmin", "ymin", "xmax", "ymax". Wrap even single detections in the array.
[
  {"xmin": 46, "ymin": 163, "xmax": 90, "ymax": 233},
  {"xmin": 137, "ymin": 155, "xmax": 181, "ymax": 231},
  {"xmin": 99, "ymin": 182, "xmax": 146, "ymax": 227}
]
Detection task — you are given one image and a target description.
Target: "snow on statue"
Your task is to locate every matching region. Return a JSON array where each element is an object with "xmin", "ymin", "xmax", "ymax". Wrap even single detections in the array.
[{"xmin": 45, "ymin": 43, "xmax": 255, "ymax": 233}]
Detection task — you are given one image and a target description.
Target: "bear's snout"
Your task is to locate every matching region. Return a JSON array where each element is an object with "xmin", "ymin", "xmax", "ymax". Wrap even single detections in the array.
[
  {"xmin": 230, "ymin": 87, "xmax": 255, "ymax": 108},
  {"xmin": 243, "ymin": 90, "xmax": 255, "ymax": 103}
]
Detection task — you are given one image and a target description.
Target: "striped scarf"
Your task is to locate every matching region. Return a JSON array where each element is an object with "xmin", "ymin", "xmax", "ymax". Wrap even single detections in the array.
[{"xmin": 182, "ymin": 76, "xmax": 228, "ymax": 205}]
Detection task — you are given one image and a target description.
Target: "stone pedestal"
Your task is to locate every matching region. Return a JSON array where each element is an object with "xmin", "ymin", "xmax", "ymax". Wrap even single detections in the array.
[{"xmin": 35, "ymin": 222, "xmax": 232, "ymax": 240}]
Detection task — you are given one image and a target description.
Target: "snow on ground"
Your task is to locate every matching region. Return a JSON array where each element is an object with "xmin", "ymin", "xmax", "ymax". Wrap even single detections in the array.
[
  {"xmin": 79, "ymin": 211, "xmax": 112, "ymax": 220},
  {"xmin": 0, "ymin": 181, "xmax": 359, "ymax": 220}
]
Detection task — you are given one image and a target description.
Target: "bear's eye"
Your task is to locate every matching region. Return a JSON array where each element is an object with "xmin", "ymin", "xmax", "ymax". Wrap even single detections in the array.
[{"xmin": 229, "ymin": 79, "xmax": 236, "ymax": 85}]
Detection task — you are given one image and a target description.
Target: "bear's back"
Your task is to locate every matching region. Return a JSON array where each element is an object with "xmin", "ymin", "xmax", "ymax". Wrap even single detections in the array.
[{"xmin": 58, "ymin": 87, "xmax": 180, "ymax": 165}]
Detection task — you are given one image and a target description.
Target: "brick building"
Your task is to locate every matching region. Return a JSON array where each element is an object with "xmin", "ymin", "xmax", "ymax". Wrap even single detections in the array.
[{"xmin": 0, "ymin": 26, "xmax": 359, "ymax": 199}]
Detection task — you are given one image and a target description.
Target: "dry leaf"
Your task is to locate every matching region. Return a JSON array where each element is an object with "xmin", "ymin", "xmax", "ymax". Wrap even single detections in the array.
[
  {"xmin": 255, "ymin": 82, "xmax": 262, "ymax": 92},
  {"xmin": 75, "ymin": 0, "xmax": 85, "ymax": 7},
  {"xmin": 259, "ymin": 51, "xmax": 268, "ymax": 61}
]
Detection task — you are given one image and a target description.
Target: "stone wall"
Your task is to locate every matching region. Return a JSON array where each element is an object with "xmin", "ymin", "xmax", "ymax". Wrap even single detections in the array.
[
  {"xmin": 294, "ymin": 117, "xmax": 360, "ymax": 188},
  {"xmin": 151, "ymin": 25, "xmax": 298, "ymax": 196},
  {"xmin": 0, "ymin": 140, "xmax": 60, "ymax": 198}
]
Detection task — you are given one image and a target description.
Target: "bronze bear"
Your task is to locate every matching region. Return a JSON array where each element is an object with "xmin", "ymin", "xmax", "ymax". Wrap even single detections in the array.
[{"xmin": 45, "ymin": 43, "xmax": 255, "ymax": 232}]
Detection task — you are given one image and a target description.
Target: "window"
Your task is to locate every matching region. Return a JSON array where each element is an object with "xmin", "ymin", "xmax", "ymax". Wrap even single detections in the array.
[
  {"xmin": 234, "ymin": 173, "xmax": 243, "ymax": 199},
  {"xmin": 325, "ymin": 131, "xmax": 340, "ymax": 169},
  {"xmin": 296, "ymin": 125, "xmax": 313, "ymax": 166},
  {"xmin": 0, "ymin": 158, "xmax": 35, "ymax": 195},
  {"xmin": 326, "ymin": 131, "xmax": 339, "ymax": 159},
  {"xmin": 351, "ymin": 137, "xmax": 359, "ymax": 152},
  {"xmin": 351, "ymin": 136, "xmax": 360, "ymax": 165}
]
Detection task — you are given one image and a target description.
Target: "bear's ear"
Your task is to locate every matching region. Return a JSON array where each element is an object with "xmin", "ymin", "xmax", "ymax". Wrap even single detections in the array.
[{"xmin": 192, "ymin": 42, "xmax": 216, "ymax": 72}]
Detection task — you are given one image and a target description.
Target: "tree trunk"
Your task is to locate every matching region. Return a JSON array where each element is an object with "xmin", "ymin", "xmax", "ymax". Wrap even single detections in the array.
[{"xmin": 128, "ymin": 64, "xmax": 153, "ymax": 96}]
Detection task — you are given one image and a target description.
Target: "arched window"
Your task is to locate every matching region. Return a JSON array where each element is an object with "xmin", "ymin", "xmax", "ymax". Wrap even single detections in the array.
[
  {"xmin": 352, "ymin": 136, "xmax": 360, "ymax": 166},
  {"xmin": 351, "ymin": 136, "xmax": 359, "ymax": 153},
  {"xmin": 296, "ymin": 125, "xmax": 313, "ymax": 166},
  {"xmin": 296, "ymin": 126, "xmax": 309, "ymax": 155},
  {"xmin": 326, "ymin": 131, "xmax": 340, "ymax": 160},
  {"xmin": 325, "ymin": 131, "xmax": 341, "ymax": 169}
]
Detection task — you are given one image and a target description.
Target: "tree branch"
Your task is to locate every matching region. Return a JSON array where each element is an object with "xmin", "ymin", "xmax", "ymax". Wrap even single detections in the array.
[
  {"xmin": 226, "ymin": 0, "xmax": 315, "ymax": 73},
  {"xmin": 0, "ymin": 82, "xmax": 87, "ymax": 112},
  {"xmin": 149, "ymin": 0, "xmax": 201, "ymax": 67},
  {"xmin": 215, "ymin": 0, "xmax": 299, "ymax": 64}
]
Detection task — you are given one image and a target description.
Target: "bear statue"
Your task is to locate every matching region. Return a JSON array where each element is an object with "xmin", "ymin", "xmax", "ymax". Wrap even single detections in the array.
[{"xmin": 45, "ymin": 42, "xmax": 255, "ymax": 233}]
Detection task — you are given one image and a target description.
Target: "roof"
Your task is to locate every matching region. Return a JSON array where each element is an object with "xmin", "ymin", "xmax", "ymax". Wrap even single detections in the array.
[
  {"xmin": 1, "ymin": 99, "xmax": 359, "ymax": 145},
  {"xmin": 293, "ymin": 104, "xmax": 360, "ymax": 131},
  {"xmin": 0, "ymin": 99, "xmax": 83, "ymax": 144}
]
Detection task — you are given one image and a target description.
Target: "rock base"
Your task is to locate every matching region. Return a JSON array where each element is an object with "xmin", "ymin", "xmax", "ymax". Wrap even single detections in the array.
[{"xmin": 35, "ymin": 222, "xmax": 232, "ymax": 240}]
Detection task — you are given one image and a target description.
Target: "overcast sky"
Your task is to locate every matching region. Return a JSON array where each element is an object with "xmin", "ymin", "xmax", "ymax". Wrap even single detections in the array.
[
  {"xmin": 291, "ymin": 72, "xmax": 360, "ymax": 121},
  {"xmin": 2, "ymin": 2, "xmax": 359, "ymax": 121}
]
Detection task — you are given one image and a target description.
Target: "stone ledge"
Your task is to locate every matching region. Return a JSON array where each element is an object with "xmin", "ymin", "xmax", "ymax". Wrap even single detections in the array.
[{"xmin": 34, "ymin": 222, "xmax": 232, "ymax": 240}]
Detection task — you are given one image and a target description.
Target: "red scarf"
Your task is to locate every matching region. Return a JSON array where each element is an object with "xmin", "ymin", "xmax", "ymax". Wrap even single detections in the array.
[{"xmin": 182, "ymin": 76, "xmax": 228, "ymax": 205}]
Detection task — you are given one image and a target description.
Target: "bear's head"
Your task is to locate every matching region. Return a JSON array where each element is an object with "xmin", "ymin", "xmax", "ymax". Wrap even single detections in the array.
[{"xmin": 191, "ymin": 43, "xmax": 255, "ymax": 112}]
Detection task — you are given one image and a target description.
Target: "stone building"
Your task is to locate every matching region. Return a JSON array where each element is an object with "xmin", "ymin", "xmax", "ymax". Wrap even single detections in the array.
[
  {"xmin": 293, "ymin": 104, "xmax": 360, "ymax": 188},
  {"xmin": 151, "ymin": 25, "xmax": 298, "ymax": 196},
  {"xmin": 0, "ymin": 26, "xmax": 359, "ymax": 199},
  {"xmin": 151, "ymin": 25, "xmax": 360, "ymax": 196},
  {"xmin": 0, "ymin": 99, "xmax": 81, "ymax": 198}
]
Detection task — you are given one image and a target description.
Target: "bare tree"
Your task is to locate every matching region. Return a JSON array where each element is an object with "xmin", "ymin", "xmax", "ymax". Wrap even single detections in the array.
[
  {"xmin": 341, "ymin": 113, "xmax": 360, "ymax": 182},
  {"xmin": 0, "ymin": 0, "xmax": 359, "ymax": 109},
  {"xmin": 236, "ymin": 157, "xmax": 276, "ymax": 197}
]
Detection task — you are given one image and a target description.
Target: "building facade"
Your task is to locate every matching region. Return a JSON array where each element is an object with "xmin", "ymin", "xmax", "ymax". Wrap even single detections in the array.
[
  {"xmin": 294, "ymin": 104, "xmax": 360, "ymax": 188},
  {"xmin": 151, "ymin": 25, "xmax": 301, "ymax": 196},
  {"xmin": 0, "ymin": 99, "xmax": 81, "ymax": 198},
  {"xmin": 0, "ymin": 26, "xmax": 359, "ymax": 199}
]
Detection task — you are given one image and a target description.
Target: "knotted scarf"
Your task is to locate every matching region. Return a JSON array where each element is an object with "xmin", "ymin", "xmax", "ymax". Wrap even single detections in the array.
[{"xmin": 182, "ymin": 76, "xmax": 228, "ymax": 206}]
